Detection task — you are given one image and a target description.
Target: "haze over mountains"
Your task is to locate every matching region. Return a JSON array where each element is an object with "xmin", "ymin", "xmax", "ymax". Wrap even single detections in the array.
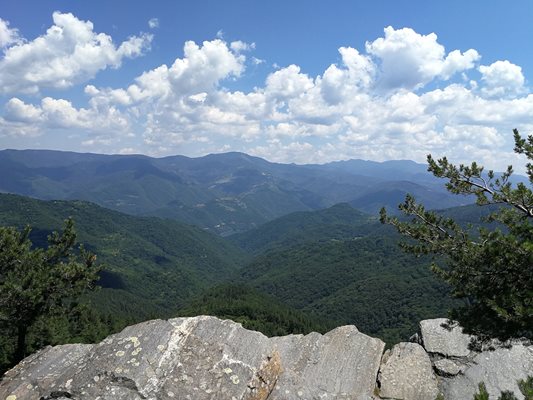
[{"xmin": 0, "ymin": 149, "xmax": 472, "ymax": 235}]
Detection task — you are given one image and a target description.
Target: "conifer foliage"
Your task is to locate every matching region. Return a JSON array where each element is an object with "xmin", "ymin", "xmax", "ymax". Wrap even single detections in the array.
[
  {"xmin": 0, "ymin": 218, "xmax": 100, "ymax": 365},
  {"xmin": 381, "ymin": 129, "xmax": 533, "ymax": 340}
]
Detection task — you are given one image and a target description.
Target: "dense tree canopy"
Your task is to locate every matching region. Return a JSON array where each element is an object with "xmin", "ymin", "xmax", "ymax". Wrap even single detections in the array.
[
  {"xmin": 0, "ymin": 218, "xmax": 100, "ymax": 364},
  {"xmin": 381, "ymin": 129, "xmax": 533, "ymax": 341}
]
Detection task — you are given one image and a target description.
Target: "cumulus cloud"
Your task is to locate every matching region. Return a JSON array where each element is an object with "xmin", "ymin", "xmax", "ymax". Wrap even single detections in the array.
[
  {"xmin": 251, "ymin": 57, "xmax": 265, "ymax": 65},
  {"xmin": 2, "ymin": 26, "xmax": 532, "ymax": 172},
  {"xmin": 96, "ymin": 38, "xmax": 247, "ymax": 106},
  {"xmin": 0, "ymin": 12, "xmax": 152, "ymax": 94},
  {"xmin": 0, "ymin": 96, "xmax": 131, "ymax": 138},
  {"xmin": 0, "ymin": 18, "xmax": 22, "ymax": 48},
  {"xmin": 319, "ymin": 47, "xmax": 375, "ymax": 104},
  {"xmin": 265, "ymin": 65, "xmax": 313, "ymax": 99},
  {"xmin": 230, "ymin": 40, "xmax": 255, "ymax": 52},
  {"xmin": 366, "ymin": 26, "xmax": 479, "ymax": 90},
  {"xmin": 479, "ymin": 60, "xmax": 525, "ymax": 98}
]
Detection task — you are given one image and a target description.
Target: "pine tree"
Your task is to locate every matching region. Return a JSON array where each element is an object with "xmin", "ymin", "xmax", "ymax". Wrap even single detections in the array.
[
  {"xmin": 380, "ymin": 129, "xmax": 533, "ymax": 340},
  {"xmin": 0, "ymin": 218, "xmax": 100, "ymax": 365}
]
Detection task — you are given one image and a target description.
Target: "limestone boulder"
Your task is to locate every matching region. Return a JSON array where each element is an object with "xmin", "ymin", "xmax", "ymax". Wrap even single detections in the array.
[
  {"xmin": 433, "ymin": 358, "xmax": 465, "ymax": 377},
  {"xmin": 378, "ymin": 342, "xmax": 439, "ymax": 400},
  {"xmin": 441, "ymin": 343, "xmax": 533, "ymax": 400},
  {"xmin": 420, "ymin": 318, "xmax": 472, "ymax": 357},
  {"xmin": 0, "ymin": 316, "xmax": 385, "ymax": 400}
]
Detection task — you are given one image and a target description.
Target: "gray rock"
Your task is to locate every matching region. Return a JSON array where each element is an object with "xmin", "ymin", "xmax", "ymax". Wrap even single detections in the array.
[
  {"xmin": 433, "ymin": 358, "xmax": 465, "ymax": 376},
  {"xmin": 268, "ymin": 325, "xmax": 384, "ymax": 399},
  {"xmin": 442, "ymin": 343, "xmax": 533, "ymax": 400},
  {"xmin": 420, "ymin": 318, "xmax": 472, "ymax": 357},
  {"xmin": 3, "ymin": 316, "xmax": 531, "ymax": 400},
  {"xmin": 0, "ymin": 316, "xmax": 385, "ymax": 400},
  {"xmin": 378, "ymin": 342, "xmax": 439, "ymax": 400},
  {"xmin": 0, "ymin": 343, "xmax": 93, "ymax": 400}
]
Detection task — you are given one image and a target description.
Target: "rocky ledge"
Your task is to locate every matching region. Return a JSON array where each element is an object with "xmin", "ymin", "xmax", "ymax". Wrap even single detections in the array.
[{"xmin": 0, "ymin": 316, "xmax": 531, "ymax": 400}]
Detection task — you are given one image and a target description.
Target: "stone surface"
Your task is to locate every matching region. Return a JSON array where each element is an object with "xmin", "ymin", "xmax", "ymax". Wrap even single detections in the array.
[
  {"xmin": 442, "ymin": 344, "xmax": 533, "ymax": 400},
  {"xmin": 420, "ymin": 318, "xmax": 472, "ymax": 357},
  {"xmin": 2, "ymin": 316, "xmax": 532, "ymax": 400},
  {"xmin": 378, "ymin": 342, "xmax": 439, "ymax": 400},
  {"xmin": 268, "ymin": 325, "xmax": 384, "ymax": 399},
  {"xmin": 433, "ymin": 358, "xmax": 465, "ymax": 376},
  {"xmin": 0, "ymin": 316, "xmax": 385, "ymax": 400},
  {"xmin": 0, "ymin": 343, "xmax": 94, "ymax": 400}
]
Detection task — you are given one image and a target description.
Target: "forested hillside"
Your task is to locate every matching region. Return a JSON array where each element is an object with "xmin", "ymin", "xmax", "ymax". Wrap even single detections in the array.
[
  {"xmin": 0, "ymin": 193, "xmax": 244, "ymax": 320},
  {"xmin": 232, "ymin": 204, "xmax": 461, "ymax": 344},
  {"xmin": 0, "ymin": 193, "xmax": 486, "ymax": 360},
  {"xmin": 179, "ymin": 284, "xmax": 336, "ymax": 336}
]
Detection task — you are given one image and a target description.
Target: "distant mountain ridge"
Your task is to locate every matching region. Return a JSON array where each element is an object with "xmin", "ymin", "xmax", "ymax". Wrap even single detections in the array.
[{"xmin": 0, "ymin": 149, "xmax": 471, "ymax": 235}]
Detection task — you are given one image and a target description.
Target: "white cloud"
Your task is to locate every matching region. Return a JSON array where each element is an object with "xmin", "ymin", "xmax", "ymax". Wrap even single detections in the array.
[
  {"xmin": 148, "ymin": 18, "xmax": 159, "ymax": 29},
  {"xmin": 265, "ymin": 65, "xmax": 313, "ymax": 99},
  {"xmin": 319, "ymin": 47, "xmax": 375, "ymax": 104},
  {"xmin": 0, "ymin": 12, "xmax": 152, "ymax": 94},
  {"xmin": 230, "ymin": 40, "xmax": 255, "ymax": 52},
  {"xmin": 80, "ymin": 38, "xmax": 254, "ymax": 147},
  {"xmin": 3, "ymin": 27, "xmax": 532, "ymax": 173},
  {"xmin": 168, "ymin": 39, "xmax": 245, "ymax": 93},
  {"xmin": 479, "ymin": 60, "xmax": 525, "ymax": 98},
  {"xmin": 0, "ymin": 18, "xmax": 22, "ymax": 48},
  {"xmin": 105, "ymin": 38, "xmax": 247, "ymax": 105},
  {"xmin": 441, "ymin": 49, "xmax": 480, "ymax": 79},
  {"xmin": 0, "ymin": 118, "xmax": 40, "ymax": 137},
  {"xmin": 0, "ymin": 96, "xmax": 131, "ymax": 138},
  {"xmin": 366, "ymin": 26, "xmax": 479, "ymax": 90},
  {"xmin": 4, "ymin": 98, "xmax": 42, "ymax": 122}
]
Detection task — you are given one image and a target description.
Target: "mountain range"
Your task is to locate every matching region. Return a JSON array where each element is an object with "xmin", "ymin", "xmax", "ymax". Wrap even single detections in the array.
[
  {"xmin": 0, "ymin": 149, "xmax": 472, "ymax": 235},
  {"xmin": 1, "ymin": 148, "xmax": 506, "ymax": 347}
]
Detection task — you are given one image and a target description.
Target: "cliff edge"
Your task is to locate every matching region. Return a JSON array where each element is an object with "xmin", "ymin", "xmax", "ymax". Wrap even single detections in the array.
[{"xmin": 0, "ymin": 316, "xmax": 531, "ymax": 400}]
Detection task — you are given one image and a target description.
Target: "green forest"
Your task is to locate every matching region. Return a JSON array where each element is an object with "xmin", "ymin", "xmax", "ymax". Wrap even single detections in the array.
[
  {"xmin": 0, "ymin": 192, "xmax": 463, "ymax": 372},
  {"xmin": 0, "ymin": 130, "xmax": 531, "ymax": 374}
]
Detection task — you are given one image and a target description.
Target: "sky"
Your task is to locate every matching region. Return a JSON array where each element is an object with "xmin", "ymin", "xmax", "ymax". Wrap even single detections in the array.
[{"xmin": 0, "ymin": 1, "xmax": 532, "ymax": 171}]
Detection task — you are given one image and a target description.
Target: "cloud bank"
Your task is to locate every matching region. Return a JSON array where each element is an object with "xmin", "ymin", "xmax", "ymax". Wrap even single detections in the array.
[{"xmin": 0, "ymin": 18, "xmax": 531, "ymax": 171}]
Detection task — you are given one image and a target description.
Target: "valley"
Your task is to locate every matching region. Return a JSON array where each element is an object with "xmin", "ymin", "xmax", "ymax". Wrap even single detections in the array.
[{"xmin": 0, "ymin": 149, "xmax": 500, "ymax": 371}]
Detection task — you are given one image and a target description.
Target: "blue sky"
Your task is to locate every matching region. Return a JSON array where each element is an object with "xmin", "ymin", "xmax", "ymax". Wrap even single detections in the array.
[{"xmin": 1, "ymin": 1, "xmax": 532, "ymax": 171}]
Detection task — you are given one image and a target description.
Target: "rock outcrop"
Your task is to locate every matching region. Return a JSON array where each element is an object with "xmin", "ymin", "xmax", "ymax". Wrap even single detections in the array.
[
  {"xmin": 418, "ymin": 319, "xmax": 532, "ymax": 400},
  {"xmin": 378, "ymin": 342, "xmax": 439, "ymax": 400},
  {"xmin": 0, "ymin": 316, "xmax": 385, "ymax": 400},
  {"xmin": 0, "ymin": 316, "xmax": 531, "ymax": 400},
  {"xmin": 419, "ymin": 319, "xmax": 473, "ymax": 358}
]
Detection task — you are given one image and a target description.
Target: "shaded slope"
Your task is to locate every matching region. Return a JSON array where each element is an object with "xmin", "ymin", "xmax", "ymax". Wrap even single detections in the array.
[{"xmin": 0, "ymin": 193, "xmax": 245, "ymax": 320}]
